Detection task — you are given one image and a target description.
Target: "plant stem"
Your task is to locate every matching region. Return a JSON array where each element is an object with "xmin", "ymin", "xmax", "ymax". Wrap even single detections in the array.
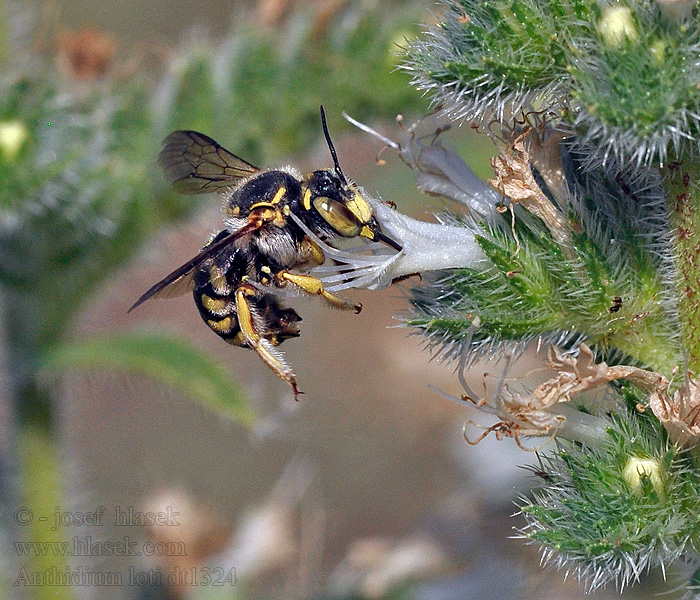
[
  {"xmin": 2, "ymin": 292, "xmax": 72, "ymax": 600},
  {"xmin": 664, "ymin": 159, "xmax": 700, "ymax": 374},
  {"xmin": 18, "ymin": 424, "xmax": 71, "ymax": 600}
]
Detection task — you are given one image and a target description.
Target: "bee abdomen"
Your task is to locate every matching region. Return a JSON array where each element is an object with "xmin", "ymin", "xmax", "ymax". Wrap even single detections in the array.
[
  {"xmin": 191, "ymin": 230, "xmax": 248, "ymax": 344},
  {"xmin": 191, "ymin": 229, "xmax": 303, "ymax": 350},
  {"xmin": 194, "ymin": 278, "xmax": 242, "ymax": 344},
  {"xmin": 200, "ymin": 293, "xmax": 233, "ymax": 316},
  {"xmin": 195, "ymin": 288, "xmax": 242, "ymax": 343}
]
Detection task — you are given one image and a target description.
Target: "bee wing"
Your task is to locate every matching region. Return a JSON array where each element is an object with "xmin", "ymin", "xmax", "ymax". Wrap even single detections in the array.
[
  {"xmin": 158, "ymin": 130, "xmax": 261, "ymax": 195},
  {"xmin": 144, "ymin": 270, "xmax": 196, "ymax": 301},
  {"xmin": 128, "ymin": 221, "xmax": 259, "ymax": 313}
]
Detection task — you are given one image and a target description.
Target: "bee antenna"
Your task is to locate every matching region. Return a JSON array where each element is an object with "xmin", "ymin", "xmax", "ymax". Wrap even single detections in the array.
[{"xmin": 320, "ymin": 105, "xmax": 348, "ymax": 186}]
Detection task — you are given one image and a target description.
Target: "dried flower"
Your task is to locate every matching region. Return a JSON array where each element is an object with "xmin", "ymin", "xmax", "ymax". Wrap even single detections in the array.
[
  {"xmin": 330, "ymin": 536, "xmax": 450, "ymax": 599},
  {"xmin": 143, "ymin": 489, "xmax": 232, "ymax": 574},
  {"xmin": 463, "ymin": 345, "xmax": 673, "ymax": 449},
  {"xmin": 57, "ymin": 27, "xmax": 116, "ymax": 80},
  {"xmin": 462, "ymin": 346, "xmax": 610, "ymax": 449},
  {"xmin": 222, "ymin": 500, "xmax": 297, "ymax": 578},
  {"xmin": 488, "ymin": 137, "xmax": 570, "ymax": 247},
  {"xmin": 649, "ymin": 374, "xmax": 700, "ymax": 448},
  {"xmin": 537, "ymin": 345, "xmax": 668, "ymax": 406}
]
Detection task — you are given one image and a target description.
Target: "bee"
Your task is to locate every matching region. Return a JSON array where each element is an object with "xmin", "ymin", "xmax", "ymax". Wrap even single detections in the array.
[{"xmin": 129, "ymin": 107, "xmax": 401, "ymax": 399}]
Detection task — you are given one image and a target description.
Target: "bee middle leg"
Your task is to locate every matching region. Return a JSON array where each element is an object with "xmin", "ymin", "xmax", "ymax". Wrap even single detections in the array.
[
  {"xmin": 235, "ymin": 283, "xmax": 301, "ymax": 400},
  {"xmin": 276, "ymin": 271, "xmax": 362, "ymax": 313}
]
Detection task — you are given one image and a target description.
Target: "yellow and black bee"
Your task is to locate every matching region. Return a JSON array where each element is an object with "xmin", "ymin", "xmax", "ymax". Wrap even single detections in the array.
[{"xmin": 129, "ymin": 107, "xmax": 401, "ymax": 398}]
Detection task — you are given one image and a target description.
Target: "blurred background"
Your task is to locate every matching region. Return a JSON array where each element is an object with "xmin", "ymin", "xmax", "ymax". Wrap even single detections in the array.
[{"xmin": 0, "ymin": 0, "xmax": 673, "ymax": 598}]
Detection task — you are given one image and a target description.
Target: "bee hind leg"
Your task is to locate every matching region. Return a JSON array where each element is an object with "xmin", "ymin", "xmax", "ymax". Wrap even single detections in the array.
[
  {"xmin": 235, "ymin": 283, "xmax": 302, "ymax": 400},
  {"xmin": 276, "ymin": 271, "xmax": 362, "ymax": 313}
]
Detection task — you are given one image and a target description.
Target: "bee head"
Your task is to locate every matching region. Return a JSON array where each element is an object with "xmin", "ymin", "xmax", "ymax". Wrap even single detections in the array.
[{"xmin": 299, "ymin": 107, "xmax": 402, "ymax": 251}]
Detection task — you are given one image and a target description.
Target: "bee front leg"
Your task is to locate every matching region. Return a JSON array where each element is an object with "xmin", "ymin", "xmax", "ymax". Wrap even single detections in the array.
[
  {"xmin": 235, "ymin": 283, "xmax": 302, "ymax": 400},
  {"xmin": 276, "ymin": 271, "xmax": 362, "ymax": 313}
]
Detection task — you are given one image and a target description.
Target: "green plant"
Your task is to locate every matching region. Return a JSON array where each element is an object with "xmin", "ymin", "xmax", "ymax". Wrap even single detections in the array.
[{"xmin": 310, "ymin": 0, "xmax": 700, "ymax": 595}]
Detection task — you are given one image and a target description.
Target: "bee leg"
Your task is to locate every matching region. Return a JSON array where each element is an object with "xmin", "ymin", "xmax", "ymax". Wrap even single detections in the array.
[
  {"xmin": 235, "ymin": 283, "xmax": 302, "ymax": 400},
  {"xmin": 276, "ymin": 271, "xmax": 362, "ymax": 314}
]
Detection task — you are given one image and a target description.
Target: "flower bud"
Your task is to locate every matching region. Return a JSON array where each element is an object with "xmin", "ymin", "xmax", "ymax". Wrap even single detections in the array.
[
  {"xmin": 0, "ymin": 121, "xmax": 27, "ymax": 162},
  {"xmin": 598, "ymin": 6, "xmax": 638, "ymax": 48},
  {"xmin": 622, "ymin": 456, "xmax": 664, "ymax": 498}
]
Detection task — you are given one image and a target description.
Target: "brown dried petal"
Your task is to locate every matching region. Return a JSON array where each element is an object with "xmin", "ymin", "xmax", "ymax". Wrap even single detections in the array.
[
  {"xmin": 535, "ymin": 344, "xmax": 668, "ymax": 407},
  {"xmin": 649, "ymin": 374, "xmax": 700, "ymax": 448},
  {"xmin": 57, "ymin": 28, "xmax": 116, "ymax": 80},
  {"xmin": 488, "ymin": 139, "xmax": 570, "ymax": 247}
]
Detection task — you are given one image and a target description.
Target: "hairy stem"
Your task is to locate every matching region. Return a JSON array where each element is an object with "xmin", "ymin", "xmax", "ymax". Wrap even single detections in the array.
[{"xmin": 664, "ymin": 159, "xmax": 700, "ymax": 373}]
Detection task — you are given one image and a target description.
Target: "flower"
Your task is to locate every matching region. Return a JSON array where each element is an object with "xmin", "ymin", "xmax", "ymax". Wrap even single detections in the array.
[
  {"xmin": 459, "ymin": 345, "xmax": 675, "ymax": 450},
  {"xmin": 649, "ymin": 373, "xmax": 700, "ymax": 448},
  {"xmin": 343, "ymin": 112, "xmax": 500, "ymax": 219},
  {"xmin": 303, "ymin": 115, "xmax": 495, "ymax": 291},
  {"xmin": 57, "ymin": 27, "xmax": 116, "ymax": 80}
]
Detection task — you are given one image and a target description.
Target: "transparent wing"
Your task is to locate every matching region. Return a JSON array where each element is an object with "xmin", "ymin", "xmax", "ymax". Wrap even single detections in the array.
[
  {"xmin": 158, "ymin": 130, "xmax": 261, "ymax": 195},
  {"xmin": 128, "ymin": 221, "xmax": 259, "ymax": 312},
  {"xmin": 142, "ymin": 269, "xmax": 196, "ymax": 301}
]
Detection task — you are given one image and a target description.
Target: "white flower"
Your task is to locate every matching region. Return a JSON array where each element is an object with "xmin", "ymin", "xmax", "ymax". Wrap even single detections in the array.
[
  {"xmin": 343, "ymin": 112, "xmax": 500, "ymax": 220},
  {"xmin": 301, "ymin": 114, "xmax": 496, "ymax": 291},
  {"xmin": 299, "ymin": 197, "xmax": 487, "ymax": 291}
]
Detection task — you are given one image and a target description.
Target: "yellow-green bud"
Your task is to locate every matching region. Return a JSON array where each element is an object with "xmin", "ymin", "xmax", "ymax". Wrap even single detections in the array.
[
  {"xmin": 622, "ymin": 457, "xmax": 664, "ymax": 498},
  {"xmin": 650, "ymin": 39, "xmax": 666, "ymax": 63},
  {"xmin": 598, "ymin": 6, "xmax": 639, "ymax": 48},
  {"xmin": 0, "ymin": 121, "xmax": 27, "ymax": 162}
]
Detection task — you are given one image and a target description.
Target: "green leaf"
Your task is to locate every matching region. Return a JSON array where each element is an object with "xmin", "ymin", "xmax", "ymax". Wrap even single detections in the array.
[{"xmin": 42, "ymin": 333, "xmax": 255, "ymax": 426}]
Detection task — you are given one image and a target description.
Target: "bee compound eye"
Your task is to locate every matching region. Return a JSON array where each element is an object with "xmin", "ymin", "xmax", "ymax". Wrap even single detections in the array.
[{"xmin": 312, "ymin": 196, "xmax": 362, "ymax": 237}]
